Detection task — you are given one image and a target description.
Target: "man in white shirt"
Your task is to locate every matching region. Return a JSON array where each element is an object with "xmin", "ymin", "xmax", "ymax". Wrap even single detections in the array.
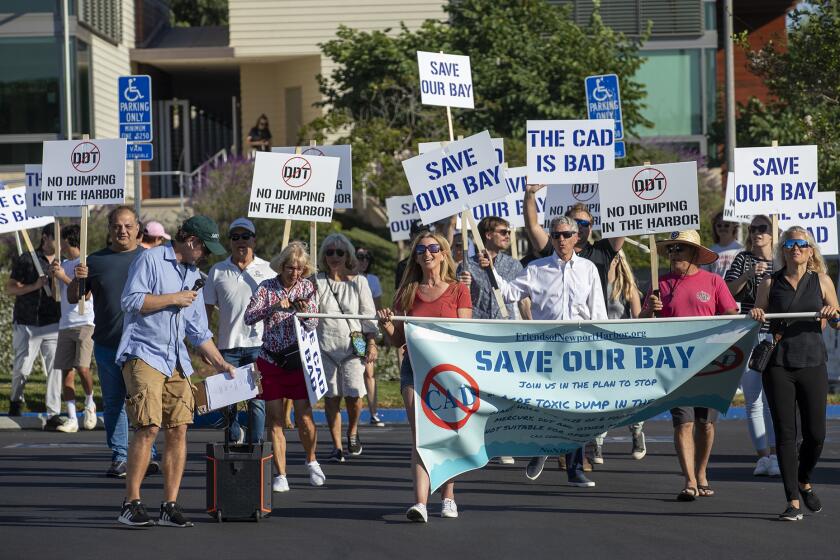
[
  {"xmin": 205, "ymin": 218, "xmax": 275, "ymax": 444},
  {"xmin": 488, "ymin": 216, "xmax": 607, "ymax": 487}
]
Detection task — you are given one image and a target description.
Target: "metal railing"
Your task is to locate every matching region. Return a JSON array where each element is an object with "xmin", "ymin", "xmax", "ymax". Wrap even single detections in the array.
[{"xmin": 139, "ymin": 148, "xmax": 229, "ymax": 212}]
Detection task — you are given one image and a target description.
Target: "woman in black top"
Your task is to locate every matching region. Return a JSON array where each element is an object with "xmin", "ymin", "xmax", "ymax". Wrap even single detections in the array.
[
  {"xmin": 750, "ymin": 226, "xmax": 840, "ymax": 521},
  {"xmin": 247, "ymin": 114, "xmax": 272, "ymax": 152}
]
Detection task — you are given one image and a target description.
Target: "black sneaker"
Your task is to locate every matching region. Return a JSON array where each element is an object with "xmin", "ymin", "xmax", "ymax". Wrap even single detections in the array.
[
  {"xmin": 348, "ymin": 433, "xmax": 363, "ymax": 456},
  {"xmin": 779, "ymin": 505, "xmax": 803, "ymax": 521},
  {"xmin": 8, "ymin": 401, "xmax": 22, "ymax": 417},
  {"xmin": 328, "ymin": 448, "xmax": 347, "ymax": 463},
  {"xmin": 158, "ymin": 501, "xmax": 194, "ymax": 528},
  {"xmin": 145, "ymin": 461, "xmax": 161, "ymax": 477},
  {"xmin": 106, "ymin": 460, "xmax": 127, "ymax": 478},
  {"xmin": 800, "ymin": 487, "xmax": 822, "ymax": 513},
  {"xmin": 118, "ymin": 499, "xmax": 155, "ymax": 527},
  {"xmin": 44, "ymin": 415, "xmax": 65, "ymax": 431}
]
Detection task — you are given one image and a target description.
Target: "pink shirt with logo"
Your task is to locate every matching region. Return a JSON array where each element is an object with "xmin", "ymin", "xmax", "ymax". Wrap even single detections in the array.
[{"xmin": 656, "ymin": 269, "xmax": 738, "ymax": 318}]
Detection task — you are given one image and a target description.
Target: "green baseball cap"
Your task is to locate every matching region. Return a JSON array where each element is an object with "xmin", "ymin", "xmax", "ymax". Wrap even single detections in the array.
[{"xmin": 181, "ymin": 215, "xmax": 226, "ymax": 255}]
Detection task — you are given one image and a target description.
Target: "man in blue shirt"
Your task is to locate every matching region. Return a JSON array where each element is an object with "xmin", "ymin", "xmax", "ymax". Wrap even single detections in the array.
[{"xmin": 116, "ymin": 215, "xmax": 235, "ymax": 528}]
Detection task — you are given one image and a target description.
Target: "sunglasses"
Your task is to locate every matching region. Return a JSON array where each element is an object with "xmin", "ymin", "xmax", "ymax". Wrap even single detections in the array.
[
  {"xmin": 575, "ymin": 219, "xmax": 591, "ymax": 228},
  {"xmin": 229, "ymin": 233, "xmax": 255, "ymax": 241},
  {"xmin": 325, "ymin": 248, "xmax": 346, "ymax": 257},
  {"xmin": 494, "ymin": 229, "xmax": 511, "ymax": 236},
  {"xmin": 356, "ymin": 252, "xmax": 370, "ymax": 260},
  {"xmin": 550, "ymin": 231, "xmax": 576, "ymax": 240},
  {"xmin": 748, "ymin": 224, "xmax": 769, "ymax": 234},
  {"xmin": 783, "ymin": 239, "xmax": 811, "ymax": 250},
  {"xmin": 415, "ymin": 243, "xmax": 442, "ymax": 255},
  {"xmin": 667, "ymin": 244, "xmax": 689, "ymax": 254},
  {"xmin": 715, "ymin": 222, "xmax": 733, "ymax": 229}
]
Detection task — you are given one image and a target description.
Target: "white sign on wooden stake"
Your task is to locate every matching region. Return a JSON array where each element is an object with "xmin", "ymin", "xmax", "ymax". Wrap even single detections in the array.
[
  {"xmin": 248, "ymin": 151, "xmax": 339, "ymax": 222},
  {"xmin": 273, "ymin": 144, "xmax": 353, "ymax": 209},
  {"xmin": 526, "ymin": 120, "xmax": 615, "ymax": 184},
  {"xmin": 40, "ymin": 138, "xmax": 127, "ymax": 206},
  {"xmin": 543, "ymin": 184, "xmax": 602, "ymax": 231},
  {"xmin": 733, "ymin": 145, "xmax": 818, "ymax": 215},
  {"xmin": 386, "ymin": 195, "xmax": 420, "ymax": 242},
  {"xmin": 416, "ymin": 51, "xmax": 474, "ymax": 109}
]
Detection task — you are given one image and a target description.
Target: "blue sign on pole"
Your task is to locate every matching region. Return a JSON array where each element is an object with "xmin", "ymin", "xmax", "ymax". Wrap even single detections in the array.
[
  {"xmin": 585, "ymin": 73, "xmax": 623, "ymax": 140},
  {"xmin": 127, "ymin": 143, "xmax": 153, "ymax": 161},
  {"xmin": 614, "ymin": 140, "xmax": 626, "ymax": 159},
  {"xmin": 118, "ymin": 75, "xmax": 153, "ymax": 142}
]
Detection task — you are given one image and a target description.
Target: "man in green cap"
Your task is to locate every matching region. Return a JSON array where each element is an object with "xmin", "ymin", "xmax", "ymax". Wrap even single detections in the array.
[{"xmin": 115, "ymin": 215, "xmax": 235, "ymax": 528}]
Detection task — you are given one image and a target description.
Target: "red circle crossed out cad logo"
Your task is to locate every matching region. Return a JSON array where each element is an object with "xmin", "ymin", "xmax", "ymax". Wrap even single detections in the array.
[
  {"xmin": 420, "ymin": 363, "xmax": 481, "ymax": 431},
  {"xmin": 696, "ymin": 345, "xmax": 744, "ymax": 377}
]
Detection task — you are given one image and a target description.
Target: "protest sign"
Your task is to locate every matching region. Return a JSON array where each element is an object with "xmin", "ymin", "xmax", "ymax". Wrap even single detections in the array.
[
  {"xmin": 402, "ymin": 130, "xmax": 506, "ymax": 224},
  {"xmin": 273, "ymin": 144, "xmax": 352, "ymax": 209},
  {"xmin": 417, "ymin": 51, "xmax": 474, "ymax": 109},
  {"xmin": 722, "ymin": 172, "xmax": 752, "ymax": 225},
  {"xmin": 779, "ymin": 191, "xmax": 838, "ymax": 255},
  {"xmin": 248, "ymin": 151, "xmax": 339, "ymax": 223},
  {"xmin": 456, "ymin": 167, "xmax": 542, "ymax": 228},
  {"xmin": 733, "ymin": 145, "xmax": 818, "ymax": 215},
  {"xmin": 24, "ymin": 165, "xmax": 83, "ymax": 218},
  {"xmin": 598, "ymin": 162, "xmax": 700, "ymax": 238},
  {"xmin": 420, "ymin": 138, "xmax": 504, "ymax": 165},
  {"xmin": 386, "ymin": 195, "xmax": 420, "ymax": 242},
  {"xmin": 0, "ymin": 187, "xmax": 54, "ymax": 234},
  {"xmin": 526, "ymin": 120, "xmax": 615, "ymax": 184},
  {"xmin": 295, "ymin": 318, "xmax": 328, "ymax": 405},
  {"xmin": 407, "ymin": 317, "xmax": 759, "ymax": 491},
  {"xmin": 542, "ymin": 184, "xmax": 601, "ymax": 231},
  {"xmin": 40, "ymin": 138, "xmax": 127, "ymax": 206}
]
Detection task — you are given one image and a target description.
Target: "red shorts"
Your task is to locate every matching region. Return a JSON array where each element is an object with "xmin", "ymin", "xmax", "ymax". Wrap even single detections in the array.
[{"xmin": 256, "ymin": 357, "xmax": 309, "ymax": 401}]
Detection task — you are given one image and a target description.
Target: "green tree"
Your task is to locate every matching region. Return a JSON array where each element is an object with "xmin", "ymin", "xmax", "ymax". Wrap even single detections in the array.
[
  {"xmin": 170, "ymin": 0, "xmax": 228, "ymax": 27},
  {"xmin": 304, "ymin": 0, "xmax": 652, "ymax": 201},
  {"xmin": 730, "ymin": 1, "xmax": 840, "ymax": 190}
]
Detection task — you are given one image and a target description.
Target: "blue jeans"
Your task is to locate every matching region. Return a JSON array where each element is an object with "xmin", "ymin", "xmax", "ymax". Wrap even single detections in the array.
[
  {"xmin": 94, "ymin": 344, "xmax": 158, "ymax": 462},
  {"xmin": 221, "ymin": 347, "xmax": 265, "ymax": 444}
]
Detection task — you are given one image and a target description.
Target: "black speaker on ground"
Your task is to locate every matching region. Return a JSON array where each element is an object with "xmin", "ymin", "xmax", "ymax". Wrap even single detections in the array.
[{"xmin": 206, "ymin": 442, "xmax": 273, "ymax": 522}]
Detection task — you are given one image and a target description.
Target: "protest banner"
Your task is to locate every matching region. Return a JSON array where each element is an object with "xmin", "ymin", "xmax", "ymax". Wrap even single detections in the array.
[
  {"xmin": 386, "ymin": 195, "xmax": 419, "ymax": 242},
  {"xmin": 40, "ymin": 138, "xmax": 126, "ymax": 206},
  {"xmin": 542, "ymin": 184, "xmax": 601, "ymax": 231},
  {"xmin": 402, "ymin": 131, "xmax": 506, "ymax": 225},
  {"xmin": 0, "ymin": 187, "xmax": 54, "ymax": 235},
  {"xmin": 417, "ymin": 51, "xmax": 474, "ymax": 110},
  {"xmin": 526, "ymin": 120, "xmax": 615, "ymax": 184},
  {"xmin": 273, "ymin": 144, "xmax": 352, "ymax": 209},
  {"xmin": 732, "ymin": 145, "xmax": 818, "ymax": 216},
  {"xmin": 722, "ymin": 172, "xmax": 752, "ymax": 225},
  {"xmin": 294, "ymin": 318, "xmax": 328, "ymax": 405},
  {"xmin": 598, "ymin": 161, "xmax": 700, "ymax": 238},
  {"xmin": 779, "ymin": 191, "xmax": 838, "ymax": 255},
  {"xmin": 24, "ymin": 165, "xmax": 83, "ymax": 218},
  {"xmin": 406, "ymin": 316, "xmax": 760, "ymax": 491}
]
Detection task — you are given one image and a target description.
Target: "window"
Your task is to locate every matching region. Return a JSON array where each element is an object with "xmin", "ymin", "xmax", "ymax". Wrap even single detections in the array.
[
  {"xmin": 73, "ymin": 38, "xmax": 92, "ymax": 137},
  {"xmin": 1, "ymin": 0, "xmax": 58, "ymax": 13},
  {"xmin": 551, "ymin": 0, "xmax": 703, "ymax": 37},
  {"xmin": 704, "ymin": 0, "xmax": 717, "ymax": 31},
  {"xmin": 635, "ymin": 49, "xmax": 702, "ymax": 137},
  {"xmin": 0, "ymin": 37, "xmax": 62, "ymax": 136}
]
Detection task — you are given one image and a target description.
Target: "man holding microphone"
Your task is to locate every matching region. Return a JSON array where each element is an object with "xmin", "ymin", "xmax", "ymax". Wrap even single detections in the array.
[{"xmin": 116, "ymin": 216, "xmax": 235, "ymax": 528}]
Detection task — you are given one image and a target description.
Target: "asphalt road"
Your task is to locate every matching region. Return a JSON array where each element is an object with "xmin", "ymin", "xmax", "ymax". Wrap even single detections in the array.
[{"xmin": 1, "ymin": 420, "xmax": 839, "ymax": 559}]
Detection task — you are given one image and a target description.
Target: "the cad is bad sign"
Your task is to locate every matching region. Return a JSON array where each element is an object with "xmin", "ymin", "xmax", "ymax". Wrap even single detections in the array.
[{"xmin": 417, "ymin": 51, "xmax": 474, "ymax": 109}]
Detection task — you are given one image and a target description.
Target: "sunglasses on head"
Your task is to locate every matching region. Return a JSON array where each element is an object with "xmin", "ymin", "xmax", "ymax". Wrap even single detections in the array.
[
  {"xmin": 748, "ymin": 224, "xmax": 769, "ymax": 234},
  {"xmin": 494, "ymin": 229, "xmax": 511, "ymax": 236},
  {"xmin": 325, "ymin": 248, "xmax": 346, "ymax": 257},
  {"xmin": 667, "ymin": 244, "xmax": 689, "ymax": 254},
  {"xmin": 415, "ymin": 243, "xmax": 442, "ymax": 255},
  {"xmin": 575, "ymin": 219, "xmax": 591, "ymax": 228},
  {"xmin": 229, "ymin": 233, "xmax": 255, "ymax": 241},
  {"xmin": 783, "ymin": 238, "xmax": 811, "ymax": 250},
  {"xmin": 550, "ymin": 231, "xmax": 576, "ymax": 240}
]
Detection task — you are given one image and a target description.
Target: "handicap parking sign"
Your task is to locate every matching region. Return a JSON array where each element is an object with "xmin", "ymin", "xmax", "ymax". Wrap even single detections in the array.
[
  {"xmin": 118, "ymin": 75, "xmax": 153, "ymax": 142},
  {"xmin": 585, "ymin": 74, "xmax": 623, "ymax": 140}
]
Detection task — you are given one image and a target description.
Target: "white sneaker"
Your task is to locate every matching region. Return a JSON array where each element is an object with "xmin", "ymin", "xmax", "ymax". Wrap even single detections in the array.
[
  {"xmin": 83, "ymin": 404, "xmax": 97, "ymax": 431},
  {"xmin": 499, "ymin": 456, "xmax": 515, "ymax": 465},
  {"xmin": 57, "ymin": 417, "xmax": 78, "ymax": 433},
  {"xmin": 441, "ymin": 498, "xmax": 458, "ymax": 519},
  {"xmin": 307, "ymin": 461, "xmax": 326, "ymax": 486},
  {"xmin": 272, "ymin": 474, "xmax": 289, "ymax": 493},
  {"xmin": 406, "ymin": 503, "xmax": 428, "ymax": 523},
  {"xmin": 768, "ymin": 454, "xmax": 781, "ymax": 477},
  {"xmin": 753, "ymin": 455, "xmax": 771, "ymax": 476}
]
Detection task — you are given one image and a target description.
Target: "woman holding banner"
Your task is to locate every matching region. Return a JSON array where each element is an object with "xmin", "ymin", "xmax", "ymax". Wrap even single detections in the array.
[
  {"xmin": 724, "ymin": 215, "xmax": 779, "ymax": 477},
  {"xmin": 377, "ymin": 231, "xmax": 472, "ymax": 523},
  {"xmin": 749, "ymin": 226, "xmax": 840, "ymax": 521},
  {"xmin": 244, "ymin": 241, "xmax": 325, "ymax": 493}
]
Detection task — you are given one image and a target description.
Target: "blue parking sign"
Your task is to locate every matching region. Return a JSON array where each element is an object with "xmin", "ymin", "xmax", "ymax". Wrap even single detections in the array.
[
  {"xmin": 585, "ymin": 74, "xmax": 623, "ymax": 140},
  {"xmin": 118, "ymin": 75, "xmax": 153, "ymax": 142},
  {"xmin": 127, "ymin": 143, "xmax": 153, "ymax": 161},
  {"xmin": 614, "ymin": 140, "xmax": 625, "ymax": 159}
]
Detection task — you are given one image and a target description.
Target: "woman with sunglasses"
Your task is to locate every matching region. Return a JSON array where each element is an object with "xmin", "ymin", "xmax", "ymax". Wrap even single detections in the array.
[
  {"xmin": 749, "ymin": 227, "xmax": 840, "ymax": 521},
  {"xmin": 355, "ymin": 247, "xmax": 386, "ymax": 427},
  {"xmin": 705, "ymin": 211, "xmax": 743, "ymax": 278},
  {"xmin": 315, "ymin": 233, "xmax": 379, "ymax": 463},
  {"xmin": 246, "ymin": 113, "xmax": 272, "ymax": 152},
  {"xmin": 377, "ymin": 232, "xmax": 471, "ymax": 523},
  {"xmin": 724, "ymin": 215, "xmax": 779, "ymax": 477},
  {"xmin": 244, "ymin": 241, "xmax": 324, "ymax": 493}
]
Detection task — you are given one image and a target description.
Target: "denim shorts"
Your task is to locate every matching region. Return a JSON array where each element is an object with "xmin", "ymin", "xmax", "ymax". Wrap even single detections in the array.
[{"xmin": 400, "ymin": 354, "xmax": 414, "ymax": 392}]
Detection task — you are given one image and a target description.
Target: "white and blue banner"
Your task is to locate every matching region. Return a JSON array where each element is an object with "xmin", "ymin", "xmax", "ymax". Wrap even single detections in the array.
[{"xmin": 406, "ymin": 317, "xmax": 760, "ymax": 492}]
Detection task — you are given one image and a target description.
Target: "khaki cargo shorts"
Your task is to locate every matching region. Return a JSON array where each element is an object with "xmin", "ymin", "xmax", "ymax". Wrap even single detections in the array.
[
  {"xmin": 122, "ymin": 358, "xmax": 195, "ymax": 429},
  {"xmin": 54, "ymin": 325, "xmax": 94, "ymax": 370}
]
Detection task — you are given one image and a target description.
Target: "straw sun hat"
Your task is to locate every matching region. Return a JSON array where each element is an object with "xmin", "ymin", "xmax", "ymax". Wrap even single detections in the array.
[{"xmin": 655, "ymin": 230, "xmax": 718, "ymax": 266}]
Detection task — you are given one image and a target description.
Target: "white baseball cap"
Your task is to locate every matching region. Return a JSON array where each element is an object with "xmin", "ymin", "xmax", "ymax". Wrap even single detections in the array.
[{"xmin": 229, "ymin": 217, "xmax": 256, "ymax": 234}]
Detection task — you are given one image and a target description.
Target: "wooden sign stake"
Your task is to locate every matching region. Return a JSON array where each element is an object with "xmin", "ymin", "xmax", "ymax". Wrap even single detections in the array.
[{"xmin": 53, "ymin": 217, "xmax": 61, "ymax": 302}]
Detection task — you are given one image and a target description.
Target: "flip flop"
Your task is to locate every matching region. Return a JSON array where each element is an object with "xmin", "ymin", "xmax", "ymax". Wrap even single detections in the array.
[
  {"xmin": 698, "ymin": 485, "xmax": 715, "ymax": 497},
  {"xmin": 677, "ymin": 487, "xmax": 698, "ymax": 502}
]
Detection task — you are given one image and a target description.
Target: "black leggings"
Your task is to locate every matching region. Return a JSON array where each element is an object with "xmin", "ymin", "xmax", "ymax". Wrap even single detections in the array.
[{"xmin": 762, "ymin": 363, "xmax": 827, "ymax": 502}]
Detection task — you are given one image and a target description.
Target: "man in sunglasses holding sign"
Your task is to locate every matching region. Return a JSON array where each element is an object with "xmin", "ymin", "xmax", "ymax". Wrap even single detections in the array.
[
  {"xmin": 205, "ymin": 218, "xmax": 275, "ymax": 445},
  {"xmin": 640, "ymin": 230, "xmax": 738, "ymax": 503}
]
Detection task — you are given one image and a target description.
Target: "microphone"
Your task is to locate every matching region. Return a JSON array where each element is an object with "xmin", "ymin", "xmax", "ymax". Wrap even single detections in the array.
[{"xmin": 192, "ymin": 278, "xmax": 206, "ymax": 292}]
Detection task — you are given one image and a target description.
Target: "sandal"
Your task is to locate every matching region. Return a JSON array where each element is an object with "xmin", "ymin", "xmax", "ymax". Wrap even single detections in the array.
[
  {"xmin": 698, "ymin": 485, "xmax": 715, "ymax": 497},
  {"xmin": 677, "ymin": 487, "xmax": 698, "ymax": 502}
]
